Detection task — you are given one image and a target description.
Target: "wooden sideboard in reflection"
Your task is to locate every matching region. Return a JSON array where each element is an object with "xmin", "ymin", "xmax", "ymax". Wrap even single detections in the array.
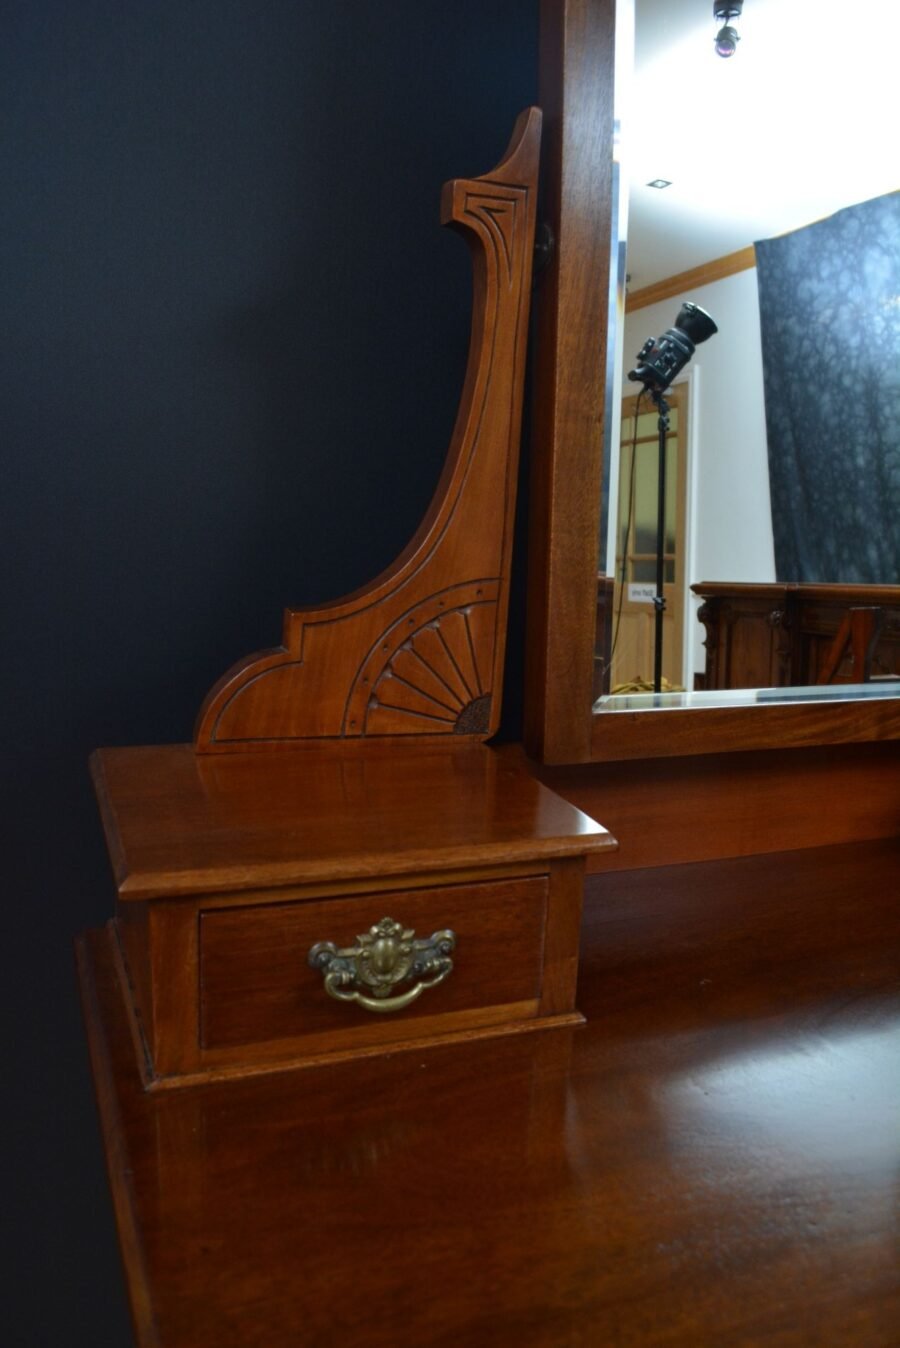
[{"xmin": 693, "ymin": 582, "xmax": 900, "ymax": 690}]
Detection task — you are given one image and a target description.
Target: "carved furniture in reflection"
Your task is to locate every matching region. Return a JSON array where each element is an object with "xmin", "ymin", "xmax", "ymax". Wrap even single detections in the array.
[
  {"xmin": 592, "ymin": 572, "xmax": 616, "ymax": 700},
  {"xmin": 693, "ymin": 581, "xmax": 900, "ymax": 691}
]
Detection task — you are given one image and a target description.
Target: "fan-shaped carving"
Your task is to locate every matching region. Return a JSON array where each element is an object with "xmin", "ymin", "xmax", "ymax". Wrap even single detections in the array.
[
  {"xmin": 342, "ymin": 581, "xmax": 498, "ymax": 734},
  {"xmin": 194, "ymin": 108, "xmax": 540, "ymax": 751},
  {"xmin": 346, "ymin": 594, "xmax": 497, "ymax": 737}
]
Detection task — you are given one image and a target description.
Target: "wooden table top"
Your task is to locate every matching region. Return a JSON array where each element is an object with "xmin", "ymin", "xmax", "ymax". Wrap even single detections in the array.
[
  {"xmin": 91, "ymin": 742, "xmax": 615, "ymax": 900},
  {"xmin": 78, "ymin": 837, "xmax": 900, "ymax": 1347}
]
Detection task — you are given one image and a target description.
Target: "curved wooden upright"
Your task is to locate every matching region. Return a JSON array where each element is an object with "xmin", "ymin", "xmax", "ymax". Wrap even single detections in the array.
[{"xmin": 195, "ymin": 109, "xmax": 541, "ymax": 752}]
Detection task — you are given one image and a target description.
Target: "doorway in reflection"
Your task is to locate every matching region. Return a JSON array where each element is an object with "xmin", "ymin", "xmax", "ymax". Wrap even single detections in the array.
[{"xmin": 610, "ymin": 385, "xmax": 686, "ymax": 691}]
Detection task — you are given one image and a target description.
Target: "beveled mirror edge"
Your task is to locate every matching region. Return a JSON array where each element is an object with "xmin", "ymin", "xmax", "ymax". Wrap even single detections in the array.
[
  {"xmin": 524, "ymin": 0, "xmax": 900, "ymax": 766},
  {"xmin": 588, "ymin": 696, "xmax": 900, "ymax": 763}
]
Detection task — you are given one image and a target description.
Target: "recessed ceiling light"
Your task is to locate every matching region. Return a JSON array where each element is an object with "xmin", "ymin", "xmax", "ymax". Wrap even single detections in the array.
[{"xmin": 647, "ymin": 179, "xmax": 672, "ymax": 189}]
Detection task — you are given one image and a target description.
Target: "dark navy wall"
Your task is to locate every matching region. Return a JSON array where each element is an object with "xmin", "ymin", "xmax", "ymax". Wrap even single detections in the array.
[{"xmin": 1, "ymin": 5, "xmax": 537, "ymax": 1340}]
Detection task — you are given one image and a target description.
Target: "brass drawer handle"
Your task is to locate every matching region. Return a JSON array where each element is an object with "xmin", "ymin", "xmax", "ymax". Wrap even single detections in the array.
[{"xmin": 308, "ymin": 917, "xmax": 456, "ymax": 1014}]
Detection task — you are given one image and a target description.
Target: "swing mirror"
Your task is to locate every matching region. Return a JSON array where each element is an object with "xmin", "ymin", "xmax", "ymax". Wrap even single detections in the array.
[
  {"xmin": 526, "ymin": 0, "xmax": 900, "ymax": 764},
  {"xmin": 592, "ymin": 0, "xmax": 900, "ymax": 736}
]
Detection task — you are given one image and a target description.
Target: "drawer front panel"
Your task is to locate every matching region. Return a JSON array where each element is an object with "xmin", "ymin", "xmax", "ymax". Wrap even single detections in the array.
[{"xmin": 199, "ymin": 875, "xmax": 548, "ymax": 1052}]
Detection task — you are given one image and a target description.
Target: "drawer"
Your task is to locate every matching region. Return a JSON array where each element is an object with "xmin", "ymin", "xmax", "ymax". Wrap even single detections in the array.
[{"xmin": 199, "ymin": 874, "xmax": 549, "ymax": 1058}]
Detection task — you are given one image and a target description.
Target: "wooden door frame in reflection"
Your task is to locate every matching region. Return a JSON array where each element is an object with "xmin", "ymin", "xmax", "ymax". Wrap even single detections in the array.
[{"xmin": 524, "ymin": 0, "xmax": 900, "ymax": 765}]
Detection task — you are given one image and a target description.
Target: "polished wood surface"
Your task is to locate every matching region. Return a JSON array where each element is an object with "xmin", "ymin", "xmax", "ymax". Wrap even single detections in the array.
[
  {"xmin": 91, "ymin": 741, "xmax": 613, "ymax": 1085},
  {"xmin": 194, "ymin": 108, "xmax": 540, "ymax": 751},
  {"xmin": 188, "ymin": 868, "xmax": 580, "ymax": 1078},
  {"xmin": 528, "ymin": 741, "xmax": 900, "ymax": 873},
  {"xmin": 79, "ymin": 836, "xmax": 900, "ymax": 1347},
  {"xmin": 625, "ymin": 244, "xmax": 757, "ymax": 312},
  {"xmin": 92, "ymin": 741, "xmax": 613, "ymax": 900},
  {"xmin": 199, "ymin": 876, "xmax": 548, "ymax": 1050},
  {"xmin": 525, "ymin": 0, "xmax": 616, "ymax": 764},
  {"xmin": 588, "ymin": 695, "xmax": 900, "ymax": 762}
]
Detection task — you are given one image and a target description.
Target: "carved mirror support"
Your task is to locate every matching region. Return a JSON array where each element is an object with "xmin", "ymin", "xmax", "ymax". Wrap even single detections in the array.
[{"xmin": 195, "ymin": 109, "xmax": 540, "ymax": 752}]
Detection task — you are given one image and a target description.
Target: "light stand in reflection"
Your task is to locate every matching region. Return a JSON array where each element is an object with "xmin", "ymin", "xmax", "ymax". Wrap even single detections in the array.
[{"xmin": 628, "ymin": 302, "xmax": 718, "ymax": 693}]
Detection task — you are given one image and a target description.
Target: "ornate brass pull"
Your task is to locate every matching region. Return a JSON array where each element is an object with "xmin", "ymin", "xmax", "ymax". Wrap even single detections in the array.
[{"xmin": 308, "ymin": 917, "xmax": 456, "ymax": 1014}]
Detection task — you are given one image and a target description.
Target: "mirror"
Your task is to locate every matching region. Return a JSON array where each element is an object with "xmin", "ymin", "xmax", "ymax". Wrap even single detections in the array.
[{"xmin": 594, "ymin": 0, "xmax": 900, "ymax": 715}]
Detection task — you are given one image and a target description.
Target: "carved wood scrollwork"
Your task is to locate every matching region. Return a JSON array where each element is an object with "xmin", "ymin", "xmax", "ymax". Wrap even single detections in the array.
[
  {"xmin": 696, "ymin": 601, "xmax": 720, "ymax": 687},
  {"xmin": 766, "ymin": 607, "xmax": 794, "ymax": 686},
  {"xmin": 194, "ymin": 109, "xmax": 540, "ymax": 752}
]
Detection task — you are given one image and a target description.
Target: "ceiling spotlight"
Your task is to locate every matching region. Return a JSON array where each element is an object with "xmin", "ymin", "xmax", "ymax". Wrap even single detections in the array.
[
  {"xmin": 647, "ymin": 179, "xmax": 672, "ymax": 189},
  {"xmin": 715, "ymin": 24, "xmax": 740, "ymax": 56},
  {"xmin": 713, "ymin": 0, "xmax": 743, "ymax": 57}
]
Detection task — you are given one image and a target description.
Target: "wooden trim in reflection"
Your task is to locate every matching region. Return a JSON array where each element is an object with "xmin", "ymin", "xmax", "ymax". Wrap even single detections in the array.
[{"xmin": 625, "ymin": 245, "xmax": 757, "ymax": 313}]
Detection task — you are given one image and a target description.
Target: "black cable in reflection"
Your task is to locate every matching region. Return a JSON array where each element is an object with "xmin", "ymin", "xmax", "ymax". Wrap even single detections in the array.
[{"xmin": 607, "ymin": 386, "xmax": 646, "ymax": 682}]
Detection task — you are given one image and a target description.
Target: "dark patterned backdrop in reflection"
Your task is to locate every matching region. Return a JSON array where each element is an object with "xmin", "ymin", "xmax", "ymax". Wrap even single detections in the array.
[{"xmin": 756, "ymin": 192, "xmax": 900, "ymax": 583}]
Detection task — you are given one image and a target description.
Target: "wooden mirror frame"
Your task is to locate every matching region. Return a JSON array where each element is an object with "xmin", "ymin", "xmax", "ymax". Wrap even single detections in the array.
[{"xmin": 524, "ymin": 0, "xmax": 900, "ymax": 766}]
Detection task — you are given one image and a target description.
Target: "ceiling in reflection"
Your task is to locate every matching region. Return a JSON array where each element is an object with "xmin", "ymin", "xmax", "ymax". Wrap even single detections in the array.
[{"xmin": 627, "ymin": 0, "xmax": 900, "ymax": 289}]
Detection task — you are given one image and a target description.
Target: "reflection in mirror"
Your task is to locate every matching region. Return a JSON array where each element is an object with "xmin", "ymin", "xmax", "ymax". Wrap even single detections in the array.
[{"xmin": 595, "ymin": 0, "xmax": 900, "ymax": 714}]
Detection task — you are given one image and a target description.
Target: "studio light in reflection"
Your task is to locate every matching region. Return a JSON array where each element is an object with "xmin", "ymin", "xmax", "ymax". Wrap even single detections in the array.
[{"xmin": 628, "ymin": 301, "xmax": 718, "ymax": 395}]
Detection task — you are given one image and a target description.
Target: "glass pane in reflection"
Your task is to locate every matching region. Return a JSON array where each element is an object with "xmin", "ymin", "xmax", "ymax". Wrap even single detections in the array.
[{"xmin": 625, "ymin": 407, "xmax": 678, "ymax": 439}]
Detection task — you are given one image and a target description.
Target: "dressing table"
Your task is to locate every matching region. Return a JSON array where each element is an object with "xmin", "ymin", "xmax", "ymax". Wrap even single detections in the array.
[
  {"xmin": 78, "ymin": 108, "xmax": 621, "ymax": 1342},
  {"xmin": 78, "ymin": 3, "xmax": 900, "ymax": 1344},
  {"xmin": 80, "ymin": 110, "xmax": 615, "ymax": 1098}
]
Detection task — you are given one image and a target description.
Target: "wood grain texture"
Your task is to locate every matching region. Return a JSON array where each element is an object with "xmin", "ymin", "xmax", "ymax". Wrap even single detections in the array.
[
  {"xmin": 90, "ymin": 741, "xmax": 612, "ymax": 1084},
  {"xmin": 146, "ymin": 903, "xmax": 201, "ymax": 1078},
  {"xmin": 625, "ymin": 244, "xmax": 757, "ymax": 312},
  {"xmin": 90, "ymin": 741, "xmax": 614, "ymax": 901},
  {"xmin": 524, "ymin": 0, "xmax": 616, "ymax": 764},
  {"xmin": 77, "ymin": 836, "xmax": 900, "ymax": 1347},
  {"xmin": 194, "ymin": 108, "xmax": 540, "ymax": 751},
  {"xmin": 199, "ymin": 876, "xmax": 548, "ymax": 1051},
  {"xmin": 77, "ymin": 935, "xmax": 159, "ymax": 1348},
  {"xmin": 115, "ymin": 903, "xmax": 151, "ymax": 1055},
  {"xmin": 525, "ymin": 740, "xmax": 900, "ymax": 873},
  {"xmin": 589, "ymin": 694, "xmax": 900, "ymax": 761},
  {"xmin": 535, "ymin": 855, "xmax": 584, "ymax": 1015}
]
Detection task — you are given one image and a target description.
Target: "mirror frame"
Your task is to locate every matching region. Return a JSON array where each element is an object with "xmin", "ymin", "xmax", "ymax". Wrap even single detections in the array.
[{"xmin": 524, "ymin": 0, "xmax": 900, "ymax": 765}]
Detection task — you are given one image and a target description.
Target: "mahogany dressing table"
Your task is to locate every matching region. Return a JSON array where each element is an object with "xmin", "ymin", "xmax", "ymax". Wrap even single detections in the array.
[
  {"xmin": 78, "ymin": 109, "xmax": 622, "ymax": 1338},
  {"xmin": 78, "ymin": 832, "xmax": 900, "ymax": 1347},
  {"xmin": 77, "ymin": 10, "xmax": 900, "ymax": 1340}
]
